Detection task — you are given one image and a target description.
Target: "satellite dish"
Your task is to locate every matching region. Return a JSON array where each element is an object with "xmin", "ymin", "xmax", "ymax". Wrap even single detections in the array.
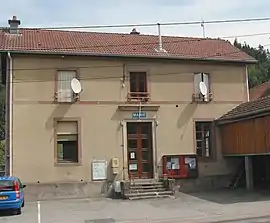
[
  {"xmin": 71, "ymin": 78, "xmax": 82, "ymax": 94},
  {"xmin": 199, "ymin": 81, "xmax": 207, "ymax": 96}
]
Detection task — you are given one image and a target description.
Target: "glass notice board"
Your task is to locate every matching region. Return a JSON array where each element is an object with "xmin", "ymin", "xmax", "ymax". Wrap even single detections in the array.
[{"xmin": 162, "ymin": 155, "xmax": 198, "ymax": 179}]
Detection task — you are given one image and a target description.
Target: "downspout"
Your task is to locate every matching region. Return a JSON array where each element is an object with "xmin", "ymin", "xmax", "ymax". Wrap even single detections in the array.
[
  {"xmin": 246, "ymin": 65, "xmax": 250, "ymax": 101},
  {"xmin": 7, "ymin": 52, "xmax": 13, "ymax": 176}
]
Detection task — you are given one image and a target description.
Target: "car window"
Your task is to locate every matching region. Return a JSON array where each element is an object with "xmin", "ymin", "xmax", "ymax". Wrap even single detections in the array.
[{"xmin": 0, "ymin": 180, "xmax": 14, "ymax": 191}]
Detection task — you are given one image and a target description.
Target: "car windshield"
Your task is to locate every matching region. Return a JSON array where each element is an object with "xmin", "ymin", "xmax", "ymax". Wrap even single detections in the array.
[{"xmin": 0, "ymin": 180, "xmax": 14, "ymax": 191}]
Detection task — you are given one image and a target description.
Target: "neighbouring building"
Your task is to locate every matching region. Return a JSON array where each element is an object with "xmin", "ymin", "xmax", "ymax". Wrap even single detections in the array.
[
  {"xmin": 216, "ymin": 95, "xmax": 270, "ymax": 190},
  {"xmin": 0, "ymin": 16, "xmax": 256, "ymax": 198},
  {"xmin": 249, "ymin": 80, "xmax": 270, "ymax": 100}
]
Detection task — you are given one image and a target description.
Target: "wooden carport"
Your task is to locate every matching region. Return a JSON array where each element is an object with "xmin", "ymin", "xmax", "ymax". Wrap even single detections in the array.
[{"xmin": 216, "ymin": 96, "xmax": 270, "ymax": 190}]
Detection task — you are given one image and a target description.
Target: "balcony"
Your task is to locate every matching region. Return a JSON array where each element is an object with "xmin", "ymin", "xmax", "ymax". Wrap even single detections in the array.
[{"xmin": 127, "ymin": 92, "xmax": 150, "ymax": 102}]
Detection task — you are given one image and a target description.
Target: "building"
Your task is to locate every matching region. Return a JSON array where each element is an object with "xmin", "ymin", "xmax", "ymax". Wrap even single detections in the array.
[
  {"xmin": 0, "ymin": 16, "xmax": 256, "ymax": 197},
  {"xmin": 217, "ymin": 95, "xmax": 270, "ymax": 190},
  {"xmin": 249, "ymin": 80, "xmax": 270, "ymax": 100}
]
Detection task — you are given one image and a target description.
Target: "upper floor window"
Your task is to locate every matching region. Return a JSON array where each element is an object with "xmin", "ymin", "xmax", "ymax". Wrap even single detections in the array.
[
  {"xmin": 195, "ymin": 121, "xmax": 213, "ymax": 158},
  {"xmin": 128, "ymin": 72, "xmax": 149, "ymax": 100},
  {"xmin": 56, "ymin": 70, "xmax": 77, "ymax": 103},
  {"xmin": 193, "ymin": 73, "xmax": 211, "ymax": 102}
]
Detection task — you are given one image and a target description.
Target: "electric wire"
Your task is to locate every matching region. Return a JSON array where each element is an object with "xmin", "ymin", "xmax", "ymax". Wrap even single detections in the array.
[
  {"xmin": 5, "ymin": 31, "xmax": 270, "ymax": 52},
  {"xmin": 11, "ymin": 17, "xmax": 270, "ymax": 30},
  {"xmin": 7, "ymin": 43, "xmax": 270, "ymax": 84}
]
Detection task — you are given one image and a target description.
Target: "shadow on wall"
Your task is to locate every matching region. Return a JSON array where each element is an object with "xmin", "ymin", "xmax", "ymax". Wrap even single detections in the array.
[
  {"xmin": 45, "ymin": 104, "xmax": 71, "ymax": 141},
  {"xmin": 177, "ymin": 103, "xmax": 197, "ymax": 139}
]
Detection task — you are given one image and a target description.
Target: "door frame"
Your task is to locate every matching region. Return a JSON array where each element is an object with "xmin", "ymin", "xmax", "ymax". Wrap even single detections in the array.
[{"xmin": 122, "ymin": 119, "xmax": 157, "ymax": 180}]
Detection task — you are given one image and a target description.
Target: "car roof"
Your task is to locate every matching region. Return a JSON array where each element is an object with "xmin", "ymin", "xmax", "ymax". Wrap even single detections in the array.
[{"xmin": 0, "ymin": 176, "xmax": 18, "ymax": 181}]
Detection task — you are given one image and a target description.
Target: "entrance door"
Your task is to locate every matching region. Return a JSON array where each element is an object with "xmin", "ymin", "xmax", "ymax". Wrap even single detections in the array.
[{"xmin": 127, "ymin": 122, "xmax": 153, "ymax": 179}]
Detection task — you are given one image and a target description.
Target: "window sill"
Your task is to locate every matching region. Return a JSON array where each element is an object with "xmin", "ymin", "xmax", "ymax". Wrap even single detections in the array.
[{"xmin": 55, "ymin": 162, "xmax": 81, "ymax": 167}]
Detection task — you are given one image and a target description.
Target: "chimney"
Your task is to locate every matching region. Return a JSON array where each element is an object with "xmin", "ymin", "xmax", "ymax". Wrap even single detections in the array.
[
  {"xmin": 130, "ymin": 28, "xmax": 140, "ymax": 35},
  {"xmin": 8, "ymin": 16, "xmax": 21, "ymax": 34}
]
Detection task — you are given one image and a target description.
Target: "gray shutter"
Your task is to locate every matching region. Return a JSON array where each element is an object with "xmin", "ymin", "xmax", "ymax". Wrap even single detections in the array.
[
  {"xmin": 194, "ymin": 73, "xmax": 202, "ymax": 94},
  {"xmin": 202, "ymin": 73, "xmax": 209, "ymax": 101},
  {"xmin": 57, "ymin": 71, "xmax": 76, "ymax": 102}
]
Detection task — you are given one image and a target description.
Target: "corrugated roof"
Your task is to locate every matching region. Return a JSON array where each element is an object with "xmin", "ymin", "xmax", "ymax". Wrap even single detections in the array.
[{"xmin": 0, "ymin": 28, "xmax": 256, "ymax": 62}]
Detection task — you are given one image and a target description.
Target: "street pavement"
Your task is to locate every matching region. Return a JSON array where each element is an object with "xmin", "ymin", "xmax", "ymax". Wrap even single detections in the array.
[{"xmin": 0, "ymin": 189, "xmax": 270, "ymax": 222}]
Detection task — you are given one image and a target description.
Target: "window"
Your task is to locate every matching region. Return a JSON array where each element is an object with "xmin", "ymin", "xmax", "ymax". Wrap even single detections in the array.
[
  {"xmin": 195, "ymin": 121, "xmax": 213, "ymax": 158},
  {"xmin": 56, "ymin": 121, "xmax": 79, "ymax": 163},
  {"xmin": 56, "ymin": 70, "xmax": 77, "ymax": 102},
  {"xmin": 129, "ymin": 72, "xmax": 149, "ymax": 99},
  {"xmin": 194, "ymin": 73, "xmax": 210, "ymax": 101}
]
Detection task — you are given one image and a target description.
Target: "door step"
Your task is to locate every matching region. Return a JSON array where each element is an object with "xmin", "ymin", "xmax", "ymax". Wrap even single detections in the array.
[
  {"xmin": 123, "ymin": 179, "xmax": 175, "ymax": 200},
  {"xmin": 128, "ymin": 191, "xmax": 174, "ymax": 200}
]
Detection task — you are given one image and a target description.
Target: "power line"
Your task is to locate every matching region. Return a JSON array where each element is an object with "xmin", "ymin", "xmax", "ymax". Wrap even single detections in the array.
[
  {"xmin": 23, "ymin": 17, "xmax": 270, "ymax": 30},
  {"xmin": 8, "ymin": 42, "xmax": 251, "ymax": 73},
  {"xmin": 5, "ymin": 31, "xmax": 270, "ymax": 54},
  {"xmin": 8, "ymin": 43, "xmax": 268, "ymax": 84},
  {"xmin": 222, "ymin": 32, "xmax": 270, "ymax": 39}
]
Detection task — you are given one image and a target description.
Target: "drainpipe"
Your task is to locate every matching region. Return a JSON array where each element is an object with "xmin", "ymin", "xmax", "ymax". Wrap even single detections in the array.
[
  {"xmin": 246, "ymin": 65, "xmax": 250, "ymax": 101},
  {"xmin": 6, "ymin": 52, "xmax": 13, "ymax": 176}
]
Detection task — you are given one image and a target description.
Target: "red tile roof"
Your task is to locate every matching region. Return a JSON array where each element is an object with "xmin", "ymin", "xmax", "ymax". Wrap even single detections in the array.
[
  {"xmin": 217, "ymin": 95, "xmax": 270, "ymax": 123},
  {"xmin": 249, "ymin": 81, "xmax": 270, "ymax": 100},
  {"xmin": 0, "ymin": 28, "xmax": 256, "ymax": 63}
]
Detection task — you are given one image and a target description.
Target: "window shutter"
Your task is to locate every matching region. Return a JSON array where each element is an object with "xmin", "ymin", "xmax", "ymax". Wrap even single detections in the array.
[
  {"xmin": 57, "ymin": 71, "xmax": 76, "ymax": 102},
  {"xmin": 202, "ymin": 73, "xmax": 209, "ymax": 101},
  {"xmin": 194, "ymin": 73, "xmax": 202, "ymax": 94}
]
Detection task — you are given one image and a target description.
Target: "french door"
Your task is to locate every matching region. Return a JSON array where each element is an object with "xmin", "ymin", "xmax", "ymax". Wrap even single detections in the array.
[{"xmin": 127, "ymin": 122, "xmax": 153, "ymax": 179}]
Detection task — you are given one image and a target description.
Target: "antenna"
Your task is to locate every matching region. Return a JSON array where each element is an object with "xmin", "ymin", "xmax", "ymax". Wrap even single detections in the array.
[
  {"xmin": 201, "ymin": 20, "xmax": 206, "ymax": 38},
  {"xmin": 71, "ymin": 78, "xmax": 82, "ymax": 94},
  {"xmin": 199, "ymin": 81, "xmax": 207, "ymax": 96}
]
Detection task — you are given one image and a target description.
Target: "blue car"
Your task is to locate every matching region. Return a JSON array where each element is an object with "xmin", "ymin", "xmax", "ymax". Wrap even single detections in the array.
[{"xmin": 0, "ymin": 176, "xmax": 26, "ymax": 215}]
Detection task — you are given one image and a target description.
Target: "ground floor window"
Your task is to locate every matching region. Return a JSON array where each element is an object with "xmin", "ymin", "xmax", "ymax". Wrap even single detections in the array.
[
  {"xmin": 195, "ymin": 121, "xmax": 213, "ymax": 158},
  {"xmin": 55, "ymin": 120, "xmax": 79, "ymax": 164}
]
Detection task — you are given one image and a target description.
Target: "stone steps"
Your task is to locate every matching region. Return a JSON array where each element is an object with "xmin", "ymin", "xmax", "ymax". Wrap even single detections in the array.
[
  {"xmin": 123, "ymin": 179, "xmax": 175, "ymax": 200},
  {"xmin": 127, "ymin": 190, "xmax": 174, "ymax": 200}
]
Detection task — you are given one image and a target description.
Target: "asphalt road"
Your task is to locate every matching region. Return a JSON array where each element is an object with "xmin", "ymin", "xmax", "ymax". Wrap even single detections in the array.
[{"xmin": 0, "ymin": 190, "xmax": 270, "ymax": 223}]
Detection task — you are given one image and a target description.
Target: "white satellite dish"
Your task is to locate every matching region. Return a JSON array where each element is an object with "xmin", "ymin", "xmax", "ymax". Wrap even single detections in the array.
[
  {"xmin": 199, "ymin": 81, "xmax": 207, "ymax": 96},
  {"xmin": 71, "ymin": 78, "xmax": 82, "ymax": 94}
]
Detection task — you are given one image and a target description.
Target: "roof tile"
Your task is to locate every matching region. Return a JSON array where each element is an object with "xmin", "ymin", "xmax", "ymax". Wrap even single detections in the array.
[
  {"xmin": 218, "ymin": 95, "xmax": 270, "ymax": 121},
  {"xmin": 0, "ymin": 29, "xmax": 256, "ymax": 62}
]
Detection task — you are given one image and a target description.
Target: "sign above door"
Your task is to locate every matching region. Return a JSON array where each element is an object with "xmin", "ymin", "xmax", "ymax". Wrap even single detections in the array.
[{"xmin": 132, "ymin": 112, "xmax": 146, "ymax": 119}]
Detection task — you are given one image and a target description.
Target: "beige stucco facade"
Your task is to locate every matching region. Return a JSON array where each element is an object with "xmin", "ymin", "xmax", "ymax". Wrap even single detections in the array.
[{"xmin": 10, "ymin": 54, "xmax": 248, "ymax": 184}]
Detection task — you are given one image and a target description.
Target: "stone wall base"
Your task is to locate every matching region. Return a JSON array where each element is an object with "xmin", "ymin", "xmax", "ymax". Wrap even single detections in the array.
[
  {"xmin": 24, "ymin": 181, "xmax": 113, "ymax": 201},
  {"xmin": 177, "ymin": 175, "xmax": 232, "ymax": 193}
]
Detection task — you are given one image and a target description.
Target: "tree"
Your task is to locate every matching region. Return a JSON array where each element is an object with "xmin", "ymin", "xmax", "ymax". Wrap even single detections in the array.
[{"xmin": 234, "ymin": 39, "xmax": 270, "ymax": 88}]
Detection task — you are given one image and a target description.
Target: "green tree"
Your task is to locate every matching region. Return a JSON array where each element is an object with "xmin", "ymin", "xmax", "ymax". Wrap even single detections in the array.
[{"xmin": 234, "ymin": 39, "xmax": 270, "ymax": 88}]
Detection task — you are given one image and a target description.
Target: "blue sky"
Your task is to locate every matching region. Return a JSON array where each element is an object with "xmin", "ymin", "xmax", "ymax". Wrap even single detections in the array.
[{"xmin": 1, "ymin": 0, "xmax": 270, "ymax": 48}]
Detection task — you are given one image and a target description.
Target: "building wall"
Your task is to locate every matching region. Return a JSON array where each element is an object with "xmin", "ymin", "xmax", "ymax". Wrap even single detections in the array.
[
  {"xmin": 220, "ymin": 115, "xmax": 270, "ymax": 155},
  {"xmin": 11, "ymin": 55, "xmax": 248, "ymax": 184}
]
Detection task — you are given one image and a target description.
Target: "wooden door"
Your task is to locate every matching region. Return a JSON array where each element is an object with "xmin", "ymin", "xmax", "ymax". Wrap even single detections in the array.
[{"xmin": 127, "ymin": 122, "xmax": 153, "ymax": 179}]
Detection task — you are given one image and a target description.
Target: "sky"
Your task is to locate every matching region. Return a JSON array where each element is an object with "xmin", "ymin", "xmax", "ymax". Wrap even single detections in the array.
[{"xmin": 1, "ymin": 0, "xmax": 270, "ymax": 48}]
